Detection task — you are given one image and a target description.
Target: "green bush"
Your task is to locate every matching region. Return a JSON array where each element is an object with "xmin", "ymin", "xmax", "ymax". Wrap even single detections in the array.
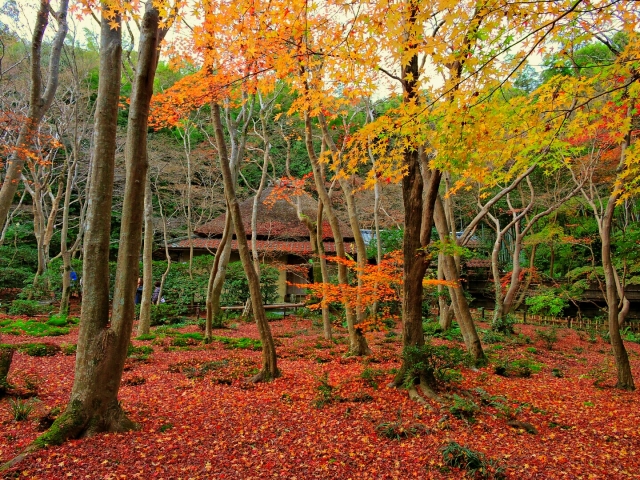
[
  {"xmin": 150, "ymin": 304, "xmax": 187, "ymax": 326},
  {"xmin": 491, "ymin": 314, "xmax": 516, "ymax": 334},
  {"xmin": 449, "ymin": 394, "xmax": 480, "ymax": 420},
  {"xmin": 9, "ymin": 300, "xmax": 52, "ymax": 317},
  {"xmin": 221, "ymin": 262, "xmax": 280, "ymax": 306},
  {"xmin": 9, "ymin": 398, "xmax": 37, "ymax": 421},
  {"xmin": 441, "ymin": 441, "xmax": 505, "ymax": 479},
  {"xmin": 402, "ymin": 342, "xmax": 469, "ymax": 390},
  {"xmin": 18, "ymin": 343, "xmax": 60, "ymax": 357},
  {"xmin": 526, "ymin": 289, "xmax": 568, "ymax": 317},
  {"xmin": 1, "ymin": 319, "xmax": 69, "ymax": 337},
  {"xmin": 535, "ymin": 327, "xmax": 558, "ymax": 349}
]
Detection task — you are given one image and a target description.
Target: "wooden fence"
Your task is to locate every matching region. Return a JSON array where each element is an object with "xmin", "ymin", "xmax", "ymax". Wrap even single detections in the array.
[{"xmin": 471, "ymin": 308, "xmax": 640, "ymax": 333}]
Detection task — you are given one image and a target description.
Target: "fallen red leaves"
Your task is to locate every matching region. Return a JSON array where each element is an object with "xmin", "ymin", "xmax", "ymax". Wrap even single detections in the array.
[{"xmin": 0, "ymin": 315, "xmax": 639, "ymax": 479}]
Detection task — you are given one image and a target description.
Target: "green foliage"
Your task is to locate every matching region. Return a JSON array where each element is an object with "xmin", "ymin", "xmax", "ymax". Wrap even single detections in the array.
[
  {"xmin": 449, "ymin": 395, "xmax": 480, "ymax": 420},
  {"xmin": 422, "ymin": 320, "xmax": 463, "ymax": 341},
  {"xmin": 221, "ymin": 262, "xmax": 280, "ymax": 306},
  {"xmin": 1, "ymin": 318, "xmax": 69, "ymax": 337},
  {"xmin": 622, "ymin": 327, "xmax": 640, "ymax": 344},
  {"xmin": 150, "ymin": 304, "xmax": 188, "ymax": 326},
  {"xmin": 491, "ymin": 314, "xmax": 516, "ymax": 334},
  {"xmin": 127, "ymin": 345, "xmax": 154, "ymax": 360},
  {"xmin": 482, "ymin": 330, "xmax": 504, "ymax": 344},
  {"xmin": 8, "ymin": 300, "xmax": 52, "ymax": 317},
  {"xmin": 526, "ymin": 289, "xmax": 568, "ymax": 317},
  {"xmin": 494, "ymin": 357, "xmax": 543, "ymax": 378},
  {"xmin": 366, "ymin": 227, "xmax": 404, "ymax": 257},
  {"xmin": 441, "ymin": 441, "xmax": 505, "ymax": 479},
  {"xmin": 313, "ymin": 372, "xmax": 337, "ymax": 408},
  {"xmin": 402, "ymin": 342, "xmax": 469, "ymax": 390},
  {"xmin": 211, "ymin": 335, "xmax": 262, "ymax": 350},
  {"xmin": 9, "ymin": 398, "xmax": 37, "ymax": 421},
  {"xmin": 18, "ymin": 343, "xmax": 60, "ymax": 357},
  {"xmin": 60, "ymin": 343, "xmax": 77, "ymax": 355},
  {"xmin": 375, "ymin": 410, "xmax": 429, "ymax": 440},
  {"xmin": 46, "ymin": 314, "xmax": 77, "ymax": 327},
  {"xmin": 535, "ymin": 327, "xmax": 558, "ymax": 350},
  {"xmin": 360, "ymin": 367, "xmax": 385, "ymax": 389}
]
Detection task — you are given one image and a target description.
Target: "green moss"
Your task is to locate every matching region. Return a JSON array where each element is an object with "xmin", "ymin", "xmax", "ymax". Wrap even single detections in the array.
[{"xmin": 33, "ymin": 401, "xmax": 86, "ymax": 448}]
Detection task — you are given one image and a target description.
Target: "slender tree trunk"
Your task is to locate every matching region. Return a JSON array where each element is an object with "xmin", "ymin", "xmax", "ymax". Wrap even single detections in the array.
[
  {"xmin": 601, "ymin": 198, "xmax": 634, "ymax": 390},
  {"xmin": 138, "ymin": 178, "xmax": 154, "ymax": 336},
  {"xmin": 434, "ymin": 196, "xmax": 485, "ymax": 362},
  {"xmin": 205, "ymin": 210, "xmax": 232, "ymax": 339},
  {"xmin": 213, "ymin": 103, "xmax": 279, "ymax": 381},
  {"xmin": 315, "ymin": 203, "xmax": 332, "ymax": 340},
  {"xmin": 0, "ymin": 0, "xmax": 69, "ymax": 226},
  {"xmin": 304, "ymin": 113, "xmax": 368, "ymax": 355}
]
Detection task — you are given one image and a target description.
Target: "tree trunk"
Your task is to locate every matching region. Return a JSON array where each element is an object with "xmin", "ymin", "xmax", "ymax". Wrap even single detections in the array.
[
  {"xmin": 0, "ymin": 0, "xmax": 69, "ymax": 226},
  {"xmin": 138, "ymin": 177, "xmax": 154, "ymax": 336},
  {"xmin": 601, "ymin": 197, "xmax": 634, "ymax": 390},
  {"xmin": 213, "ymin": 103, "xmax": 279, "ymax": 381},
  {"xmin": 205, "ymin": 210, "xmax": 232, "ymax": 339},
  {"xmin": 304, "ymin": 113, "xmax": 368, "ymax": 355},
  {"xmin": 33, "ymin": 2, "xmax": 165, "ymax": 448},
  {"xmin": 434, "ymin": 196, "xmax": 485, "ymax": 362},
  {"xmin": 0, "ymin": 346, "xmax": 15, "ymax": 396},
  {"xmin": 315, "ymin": 202, "xmax": 332, "ymax": 340}
]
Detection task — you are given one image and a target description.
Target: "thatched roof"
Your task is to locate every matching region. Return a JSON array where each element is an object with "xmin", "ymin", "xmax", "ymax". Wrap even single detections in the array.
[
  {"xmin": 170, "ymin": 238, "xmax": 355, "ymax": 256},
  {"xmin": 195, "ymin": 187, "xmax": 353, "ymax": 241}
]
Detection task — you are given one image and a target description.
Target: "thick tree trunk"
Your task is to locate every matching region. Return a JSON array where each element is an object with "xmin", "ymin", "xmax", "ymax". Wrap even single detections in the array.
[
  {"xmin": 213, "ymin": 104, "xmax": 279, "ymax": 381},
  {"xmin": 0, "ymin": 346, "xmax": 15, "ymax": 396},
  {"xmin": 138, "ymin": 178, "xmax": 154, "ymax": 336},
  {"xmin": 32, "ymin": 3, "xmax": 165, "ymax": 449},
  {"xmin": 0, "ymin": 0, "xmax": 68, "ymax": 226}
]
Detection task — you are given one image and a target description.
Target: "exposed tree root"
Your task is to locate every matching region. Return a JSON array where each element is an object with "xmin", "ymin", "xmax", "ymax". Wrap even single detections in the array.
[
  {"xmin": 1, "ymin": 400, "xmax": 137, "ymax": 472},
  {"xmin": 250, "ymin": 368, "xmax": 281, "ymax": 383},
  {"xmin": 407, "ymin": 386, "xmax": 433, "ymax": 409},
  {"xmin": 418, "ymin": 378, "xmax": 445, "ymax": 403}
]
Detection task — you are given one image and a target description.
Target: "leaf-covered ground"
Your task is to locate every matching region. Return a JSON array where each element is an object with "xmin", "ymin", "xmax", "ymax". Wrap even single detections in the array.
[{"xmin": 1, "ymin": 312, "xmax": 639, "ymax": 479}]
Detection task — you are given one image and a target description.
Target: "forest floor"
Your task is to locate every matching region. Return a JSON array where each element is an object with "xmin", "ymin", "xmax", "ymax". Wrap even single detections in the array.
[{"xmin": 0, "ymin": 309, "xmax": 639, "ymax": 479}]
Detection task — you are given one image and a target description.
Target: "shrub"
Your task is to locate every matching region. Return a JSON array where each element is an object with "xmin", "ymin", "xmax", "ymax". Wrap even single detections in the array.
[
  {"xmin": 491, "ymin": 314, "xmax": 516, "ymax": 334},
  {"xmin": 18, "ymin": 343, "xmax": 60, "ymax": 356},
  {"xmin": 482, "ymin": 330, "xmax": 504, "ymax": 344},
  {"xmin": 9, "ymin": 398, "xmax": 37, "ymax": 421},
  {"xmin": 150, "ymin": 304, "xmax": 188, "ymax": 326},
  {"xmin": 60, "ymin": 343, "xmax": 77, "ymax": 355},
  {"xmin": 360, "ymin": 367, "xmax": 385, "ymax": 389},
  {"xmin": 313, "ymin": 372, "xmax": 337, "ymax": 408},
  {"xmin": 376, "ymin": 410, "xmax": 429, "ymax": 440},
  {"xmin": 9, "ymin": 300, "xmax": 51, "ymax": 317},
  {"xmin": 46, "ymin": 314, "xmax": 74, "ymax": 327},
  {"xmin": 441, "ymin": 441, "xmax": 505, "ymax": 479},
  {"xmin": 494, "ymin": 357, "xmax": 543, "ymax": 378},
  {"xmin": 0, "ymin": 319, "xmax": 69, "ymax": 337},
  {"xmin": 127, "ymin": 344, "xmax": 154, "ymax": 359},
  {"xmin": 211, "ymin": 335, "xmax": 261, "ymax": 350},
  {"xmin": 535, "ymin": 327, "xmax": 558, "ymax": 350},
  {"xmin": 526, "ymin": 289, "xmax": 568, "ymax": 317},
  {"xmin": 402, "ymin": 342, "xmax": 469, "ymax": 390},
  {"xmin": 449, "ymin": 394, "xmax": 480, "ymax": 420}
]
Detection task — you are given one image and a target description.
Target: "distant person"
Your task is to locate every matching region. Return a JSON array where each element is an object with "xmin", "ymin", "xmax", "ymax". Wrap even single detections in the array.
[
  {"xmin": 135, "ymin": 278, "xmax": 143, "ymax": 305},
  {"xmin": 151, "ymin": 281, "xmax": 161, "ymax": 304}
]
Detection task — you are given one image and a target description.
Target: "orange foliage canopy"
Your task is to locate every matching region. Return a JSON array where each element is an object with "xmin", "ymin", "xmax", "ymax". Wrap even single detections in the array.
[{"xmin": 301, "ymin": 251, "xmax": 456, "ymax": 331}]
